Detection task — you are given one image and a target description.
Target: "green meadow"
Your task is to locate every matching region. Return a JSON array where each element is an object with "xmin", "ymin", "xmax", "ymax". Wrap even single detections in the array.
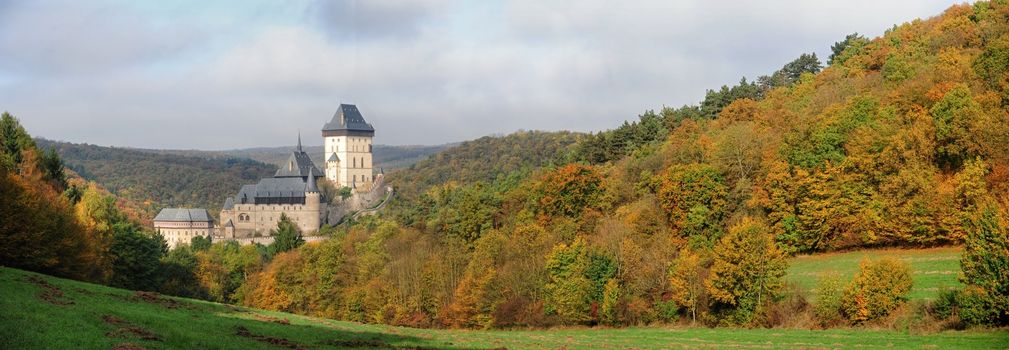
[
  {"xmin": 787, "ymin": 247, "xmax": 963, "ymax": 301},
  {"xmin": 3, "ymin": 263, "xmax": 1007, "ymax": 350}
]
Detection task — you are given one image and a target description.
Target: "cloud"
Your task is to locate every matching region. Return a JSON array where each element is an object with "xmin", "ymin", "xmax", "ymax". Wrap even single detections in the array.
[
  {"xmin": 311, "ymin": 0, "xmax": 448, "ymax": 41},
  {"xmin": 1, "ymin": 0, "xmax": 959, "ymax": 149}
]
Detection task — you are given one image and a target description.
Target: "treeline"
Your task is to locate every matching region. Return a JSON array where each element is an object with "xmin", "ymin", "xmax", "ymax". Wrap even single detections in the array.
[
  {"xmin": 2, "ymin": 118, "xmax": 308, "ymax": 301},
  {"xmin": 36, "ymin": 139, "xmax": 276, "ymax": 218},
  {"xmin": 237, "ymin": 1, "xmax": 1009, "ymax": 330}
]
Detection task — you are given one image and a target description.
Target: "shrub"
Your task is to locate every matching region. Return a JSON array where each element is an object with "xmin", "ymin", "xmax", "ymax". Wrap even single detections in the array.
[
  {"xmin": 840, "ymin": 258, "xmax": 913, "ymax": 324},
  {"xmin": 957, "ymin": 286, "xmax": 1000, "ymax": 326},
  {"xmin": 932, "ymin": 288, "xmax": 959, "ymax": 320},
  {"xmin": 814, "ymin": 272, "xmax": 845, "ymax": 327}
]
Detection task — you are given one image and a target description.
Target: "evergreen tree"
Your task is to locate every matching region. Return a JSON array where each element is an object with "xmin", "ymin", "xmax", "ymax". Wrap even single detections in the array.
[{"xmin": 269, "ymin": 214, "xmax": 304, "ymax": 256}]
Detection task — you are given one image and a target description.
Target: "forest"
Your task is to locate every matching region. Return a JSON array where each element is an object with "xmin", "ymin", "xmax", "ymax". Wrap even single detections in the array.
[{"xmin": 2, "ymin": 0, "xmax": 1009, "ymax": 335}]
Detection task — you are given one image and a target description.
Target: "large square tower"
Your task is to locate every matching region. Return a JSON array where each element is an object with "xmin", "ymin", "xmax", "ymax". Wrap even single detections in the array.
[{"xmin": 322, "ymin": 104, "xmax": 375, "ymax": 189}]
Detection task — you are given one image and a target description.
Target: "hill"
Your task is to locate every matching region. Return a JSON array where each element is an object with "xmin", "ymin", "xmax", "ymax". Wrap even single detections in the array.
[
  {"xmin": 150, "ymin": 143, "xmax": 452, "ymax": 171},
  {"xmin": 3, "ymin": 266, "xmax": 1005, "ymax": 350},
  {"xmin": 35, "ymin": 139, "xmax": 277, "ymax": 217},
  {"xmin": 234, "ymin": 1, "xmax": 1009, "ymax": 330},
  {"xmin": 386, "ymin": 130, "xmax": 584, "ymax": 200}
]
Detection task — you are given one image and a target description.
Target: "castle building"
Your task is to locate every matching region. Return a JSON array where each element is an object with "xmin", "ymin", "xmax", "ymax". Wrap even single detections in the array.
[
  {"xmin": 218, "ymin": 138, "xmax": 327, "ymax": 238},
  {"xmin": 322, "ymin": 104, "xmax": 375, "ymax": 190},
  {"xmin": 153, "ymin": 208, "xmax": 214, "ymax": 249}
]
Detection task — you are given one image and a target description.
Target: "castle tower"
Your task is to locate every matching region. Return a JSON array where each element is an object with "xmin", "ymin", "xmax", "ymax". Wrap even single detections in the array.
[
  {"xmin": 305, "ymin": 168, "xmax": 322, "ymax": 230},
  {"xmin": 322, "ymin": 104, "xmax": 375, "ymax": 189}
]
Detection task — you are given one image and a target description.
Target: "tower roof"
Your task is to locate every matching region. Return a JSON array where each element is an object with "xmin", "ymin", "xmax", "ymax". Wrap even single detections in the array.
[
  {"xmin": 322, "ymin": 104, "xmax": 375, "ymax": 134},
  {"xmin": 275, "ymin": 135, "xmax": 323, "ymax": 178},
  {"xmin": 306, "ymin": 168, "xmax": 319, "ymax": 193}
]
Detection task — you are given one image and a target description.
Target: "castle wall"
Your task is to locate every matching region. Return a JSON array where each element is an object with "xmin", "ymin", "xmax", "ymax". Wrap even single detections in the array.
[
  {"xmin": 155, "ymin": 221, "xmax": 213, "ymax": 249},
  {"xmin": 219, "ymin": 196, "xmax": 325, "ymax": 238}
]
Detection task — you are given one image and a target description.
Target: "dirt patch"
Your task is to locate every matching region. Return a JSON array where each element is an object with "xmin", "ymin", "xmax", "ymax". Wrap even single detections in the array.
[
  {"xmin": 254, "ymin": 314, "xmax": 291, "ymax": 325},
  {"xmin": 134, "ymin": 291, "xmax": 181, "ymax": 309},
  {"xmin": 235, "ymin": 326, "xmax": 306, "ymax": 350},
  {"xmin": 102, "ymin": 315, "xmax": 162, "ymax": 341},
  {"xmin": 25, "ymin": 275, "xmax": 74, "ymax": 306},
  {"xmin": 111, "ymin": 343, "xmax": 147, "ymax": 350}
]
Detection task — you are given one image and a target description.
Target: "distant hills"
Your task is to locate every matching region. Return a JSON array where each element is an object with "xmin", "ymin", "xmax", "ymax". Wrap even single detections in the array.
[
  {"xmin": 35, "ymin": 139, "xmax": 451, "ymax": 218},
  {"xmin": 148, "ymin": 143, "xmax": 453, "ymax": 172}
]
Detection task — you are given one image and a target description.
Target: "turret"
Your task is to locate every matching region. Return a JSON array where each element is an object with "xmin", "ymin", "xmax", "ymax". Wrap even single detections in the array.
[{"xmin": 305, "ymin": 168, "xmax": 322, "ymax": 231}]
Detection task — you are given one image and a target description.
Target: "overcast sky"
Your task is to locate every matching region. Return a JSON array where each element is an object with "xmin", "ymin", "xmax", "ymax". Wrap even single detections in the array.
[{"xmin": 1, "ymin": 0, "xmax": 958, "ymax": 150}]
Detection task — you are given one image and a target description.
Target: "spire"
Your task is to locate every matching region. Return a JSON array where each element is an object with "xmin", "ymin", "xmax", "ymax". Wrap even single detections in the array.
[
  {"xmin": 306, "ymin": 167, "xmax": 319, "ymax": 193},
  {"xmin": 297, "ymin": 130, "xmax": 303, "ymax": 152}
]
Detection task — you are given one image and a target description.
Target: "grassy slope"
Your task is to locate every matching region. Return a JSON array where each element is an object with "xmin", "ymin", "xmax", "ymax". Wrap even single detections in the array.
[
  {"xmin": 788, "ymin": 247, "xmax": 962, "ymax": 300},
  {"xmin": 3, "ymin": 267, "xmax": 1006, "ymax": 350}
]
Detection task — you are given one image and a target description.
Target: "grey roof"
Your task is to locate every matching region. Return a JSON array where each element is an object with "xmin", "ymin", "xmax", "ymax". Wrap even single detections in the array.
[
  {"xmin": 231, "ymin": 177, "xmax": 316, "ymax": 204},
  {"xmin": 327, "ymin": 153, "xmax": 339, "ymax": 162},
  {"xmin": 223, "ymin": 197, "xmax": 235, "ymax": 210},
  {"xmin": 154, "ymin": 208, "xmax": 212, "ymax": 222},
  {"xmin": 306, "ymin": 168, "xmax": 319, "ymax": 193},
  {"xmin": 275, "ymin": 148, "xmax": 323, "ymax": 178},
  {"xmin": 224, "ymin": 219, "xmax": 234, "ymax": 227},
  {"xmin": 322, "ymin": 104, "xmax": 374, "ymax": 132}
]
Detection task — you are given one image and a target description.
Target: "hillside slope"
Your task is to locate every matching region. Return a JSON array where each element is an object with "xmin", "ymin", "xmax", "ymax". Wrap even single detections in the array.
[
  {"xmin": 2, "ymin": 266, "xmax": 1005, "ymax": 350},
  {"xmin": 36, "ymin": 139, "xmax": 276, "ymax": 217}
]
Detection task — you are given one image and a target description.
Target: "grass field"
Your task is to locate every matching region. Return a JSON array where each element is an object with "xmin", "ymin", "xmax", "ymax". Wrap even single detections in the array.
[
  {"xmin": 787, "ymin": 247, "xmax": 963, "ymax": 301},
  {"xmin": 3, "ymin": 266, "xmax": 1007, "ymax": 350}
]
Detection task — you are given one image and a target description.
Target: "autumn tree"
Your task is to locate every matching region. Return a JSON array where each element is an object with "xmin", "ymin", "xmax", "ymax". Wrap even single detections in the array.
[
  {"xmin": 532, "ymin": 164, "xmax": 604, "ymax": 220},
  {"xmin": 655, "ymin": 164, "xmax": 728, "ymax": 245},
  {"xmin": 544, "ymin": 237, "xmax": 594, "ymax": 324},
  {"xmin": 668, "ymin": 248, "xmax": 706, "ymax": 322},
  {"xmin": 705, "ymin": 219, "xmax": 787, "ymax": 324},
  {"xmin": 840, "ymin": 258, "xmax": 913, "ymax": 324}
]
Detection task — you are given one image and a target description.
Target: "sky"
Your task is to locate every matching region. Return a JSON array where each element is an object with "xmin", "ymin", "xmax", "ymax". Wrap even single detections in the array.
[{"xmin": 0, "ymin": 0, "xmax": 959, "ymax": 150}]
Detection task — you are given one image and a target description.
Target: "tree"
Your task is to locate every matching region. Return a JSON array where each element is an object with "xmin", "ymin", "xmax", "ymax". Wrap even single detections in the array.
[
  {"xmin": 269, "ymin": 214, "xmax": 304, "ymax": 256},
  {"xmin": 544, "ymin": 237, "xmax": 594, "ymax": 324},
  {"xmin": 655, "ymin": 164, "xmax": 728, "ymax": 244},
  {"xmin": 108, "ymin": 222, "xmax": 167, "ymax": 291},
  {"xmin": 840, "ymin": 258, "xmax": 913, "ymax": 324},
  {"xmin": 532, "ymin": 164, "xmax": 604, "ymax": 220},
  {"xmin": 668, "ymin": 248, "xmax": 706, "ymax": 322},
  {"xmin": 600, "ymin": 279, "xmax": 621, "ymax": 325},
  {"xmin": 828, "ymin": 33, "xmax": 869, "ymax": 65},
  {"xmin": 958, "ymin": 205, "xmax": 1009, "ymax": 325},
  {"xmin": 705, "ymin": 218, "xmax": 788, "ymax": 324}
]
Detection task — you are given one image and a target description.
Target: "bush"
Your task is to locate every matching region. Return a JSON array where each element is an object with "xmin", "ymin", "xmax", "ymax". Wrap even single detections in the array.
[
  {"xmin": 957, "ymin": 286, "xmax": 1000, "ymax": 326},
  {"xmin": 931, "ymin": 288, "xmax": 959, "ymax": 320},
  {"xmin": 814, "ymin": 272, "xmax": 845, "ymax": 327},
  {"xmin": 840, "ymin": 258, "xmax": 913, "ymax": 324}
]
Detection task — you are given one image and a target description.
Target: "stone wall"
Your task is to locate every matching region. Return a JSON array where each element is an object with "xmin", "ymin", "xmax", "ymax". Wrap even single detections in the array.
[{"xmin": 327, "ymin": 175, "xmax": 389, "ymax": 224}]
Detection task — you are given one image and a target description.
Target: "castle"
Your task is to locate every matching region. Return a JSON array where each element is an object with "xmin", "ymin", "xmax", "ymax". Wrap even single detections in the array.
[{"xmin": 214, "ymin": 104, "xmax": 375, "ymax": 239}]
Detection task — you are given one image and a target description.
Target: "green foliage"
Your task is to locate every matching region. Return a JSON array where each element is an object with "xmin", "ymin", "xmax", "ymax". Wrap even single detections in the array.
[
  {"xmin": 108, "ymin": 222, "xmax": 167, "ymax": 291},
  {"xmin": 269, "ymin": 214, "xmax": 304, "ymax": 257},
  {"xmin": 601, "ymin": 279, "xmax": 621, "ymax": 325},
  {"xmin": 35, "ymin": 138, "xmax": 276, "ymax": 215},
  {"xmin": 841, "ymin": 258, "xmax": 913, "ymax": 324},
  {"xmin": 577, "ymin": 110, "xmax": 669, "ymax": 164},
  {"xmin": 544, "ymin": 237, "xmax": 594, "ymax": 324},
  {"xmin": 829, "ymin": 33, "xmax": 870, "ymax": 65},
  {"xmin": 814, "ymin": 272, "xmax": 845, "ymax": 326},
  {"xmin": 959, "ymin": 206, "xmax": 1009, "ymax": 325},
  {"xmin": 0, "ymin": 112, "xmax": 37, "ymax": 172},
  {"xmin": 972, "ymin": 35, "xmax": 1009, "ymax": 102},
  {"xmin": 930, "ymin": 85, "xmax": 981, "ymax": 167},
  {"xmin": 655, "ymin": 164, "xmax": 728, "ymax": 242},
  {"xmin": 932, "ymin": 288, "xmax": 959, "ymax": 320}
]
